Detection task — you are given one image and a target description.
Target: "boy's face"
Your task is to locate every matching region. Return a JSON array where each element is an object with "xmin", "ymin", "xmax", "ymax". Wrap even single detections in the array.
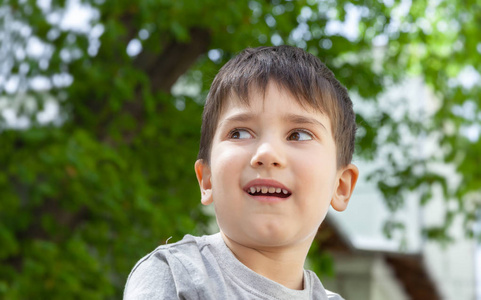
[{"xmin": 195, "ymin": 82, "xmax": 358, "ymax": 250}]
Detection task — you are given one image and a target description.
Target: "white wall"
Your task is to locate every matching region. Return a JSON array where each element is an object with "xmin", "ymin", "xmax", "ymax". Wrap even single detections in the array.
[
  {"xmin": 422, "ymin": 194, "xmax": 476, "ymax": 300},
  {"xmin": 321, "ymin": 254, "xmax": 409, "ymax": 300}
]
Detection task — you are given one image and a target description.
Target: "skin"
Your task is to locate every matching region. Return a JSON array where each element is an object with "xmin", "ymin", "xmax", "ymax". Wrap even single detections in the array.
[{"xmin": 195, "ymin": 82, "xmax": 359, "ymax": 290}]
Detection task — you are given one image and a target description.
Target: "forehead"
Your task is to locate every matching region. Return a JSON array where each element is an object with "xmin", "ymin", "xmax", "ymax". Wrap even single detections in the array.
[
  {"xmin": 221, "ymin": 82, "xmax": 327, "ymax": 117},
  {"xmin": 216, "ymin": 82, "xmax": 332, "ymax": 130}
]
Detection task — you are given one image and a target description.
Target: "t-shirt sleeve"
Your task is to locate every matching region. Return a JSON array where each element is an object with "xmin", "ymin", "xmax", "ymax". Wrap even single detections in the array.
[
  {"xmin": 326, "ymin": 289, "xmax": 345, "ymax": 300},
  {"xmin": 123, "ymin": 252, "xmax": 178, "ymax": 300}
]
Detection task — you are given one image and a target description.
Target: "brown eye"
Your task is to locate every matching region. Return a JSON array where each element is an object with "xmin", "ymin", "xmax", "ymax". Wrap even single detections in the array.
[
  {"xmin": 287, "ymin": 130, "xmax": 313, "ymax": 141},
  {"xmin": 288, "ymin": 132, "xmax": 301, "ymax": 141},
  {"xmin": 229, "ymin": 129, "xmax": 252, "ymax": 139}
]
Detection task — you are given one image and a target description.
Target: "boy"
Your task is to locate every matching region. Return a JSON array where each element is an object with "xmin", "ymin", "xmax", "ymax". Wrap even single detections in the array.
[{"xmin": 124, "ymin": 45, "xmax": 359, "ymax": 299}]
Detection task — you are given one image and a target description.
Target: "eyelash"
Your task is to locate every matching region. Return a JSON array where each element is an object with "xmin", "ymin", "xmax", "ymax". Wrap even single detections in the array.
[
  {"xmin": 228, "ymin": 128, "xmax": 252, "ymax": 139},
  {"xmin": 287, "ymin": 129, "xmax": 314, "ymax": 141},
  {"xmin": 227, "ymin": 128, "xmax": 314, "ymax": 141}
]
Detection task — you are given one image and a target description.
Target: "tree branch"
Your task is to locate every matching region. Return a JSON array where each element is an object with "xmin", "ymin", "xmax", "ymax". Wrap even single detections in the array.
[{"xmin": 135, "ymin": 27, "xmax": 211, "ymax": 93}]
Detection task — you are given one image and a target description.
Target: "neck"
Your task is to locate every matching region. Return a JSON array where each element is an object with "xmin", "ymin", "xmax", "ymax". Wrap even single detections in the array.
[{"xmin": 220, "ymin": 232, "xmax": 314, "ymax": 290}]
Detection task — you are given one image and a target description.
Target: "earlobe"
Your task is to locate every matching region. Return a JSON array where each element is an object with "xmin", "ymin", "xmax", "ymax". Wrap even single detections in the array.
[
  {"xmin": 331, "ymin": 164, "xmax": 359, "ymax": 212},
  {"xmin": 194, "ymin": 159, "xmax": 213, "ymax": 205}
]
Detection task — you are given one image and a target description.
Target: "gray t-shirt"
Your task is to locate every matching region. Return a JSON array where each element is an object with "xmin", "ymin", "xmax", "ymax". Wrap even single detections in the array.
[{"xmin": 124, "ymin": 233, "xmax": 343, "ymax": 300}]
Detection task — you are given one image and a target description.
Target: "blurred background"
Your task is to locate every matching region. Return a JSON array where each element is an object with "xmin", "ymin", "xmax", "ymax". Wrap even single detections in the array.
[{"xmin": 0, "ymin": 0, "xmax": 480, "ymax": 299}]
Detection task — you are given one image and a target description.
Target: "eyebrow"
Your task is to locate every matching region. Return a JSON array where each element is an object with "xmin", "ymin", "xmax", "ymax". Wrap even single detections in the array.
[
  {"xmin": 219, "ymin": 113, "xmax": 254, "ymax": 127},
  {"xmin": 219, "ymin": 112, "xmax": 327, "ymax": 132},
  {"xmin": 283, "ymin": 114, "xmax": 328, "ymax": 132}
]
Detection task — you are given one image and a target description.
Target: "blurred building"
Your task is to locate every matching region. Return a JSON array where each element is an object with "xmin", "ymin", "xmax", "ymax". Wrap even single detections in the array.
[
  {"xmin": 317, "ymin": 78, "xmax": 479, "ymax": 300},
  {"xmin": 316, "ymin": 217, "xmax": 440, "ymax": 300}
]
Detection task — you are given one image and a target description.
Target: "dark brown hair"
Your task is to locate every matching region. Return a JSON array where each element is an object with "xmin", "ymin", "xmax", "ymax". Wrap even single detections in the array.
[{"xmin": 198, "ymin": 45, "xmax": 356, "ymax": 168}]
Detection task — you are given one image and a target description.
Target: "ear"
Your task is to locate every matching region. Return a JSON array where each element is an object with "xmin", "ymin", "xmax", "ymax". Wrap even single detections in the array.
[
  {"xmin": 194, "ymin": 159, "xmax": 213, "ymax": 206},
  {"xmin": 331, "ymin": 164, "xmax": 359, "ymax": 212}
]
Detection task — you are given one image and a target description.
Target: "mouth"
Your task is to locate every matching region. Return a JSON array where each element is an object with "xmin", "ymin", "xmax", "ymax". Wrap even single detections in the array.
[
  {"xmin": 243, "ymin": 179, "xmax": 292, "ymax": 200},
  {"xmin": 245, "ymin": 186, "xmax": 291, "ymax": 198}
]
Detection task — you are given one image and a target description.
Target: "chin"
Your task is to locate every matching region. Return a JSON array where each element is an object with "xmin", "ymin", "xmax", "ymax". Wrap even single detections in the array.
[{"xmin": 245, "ymin": 225, "xmax": 298, "ymax": 247}]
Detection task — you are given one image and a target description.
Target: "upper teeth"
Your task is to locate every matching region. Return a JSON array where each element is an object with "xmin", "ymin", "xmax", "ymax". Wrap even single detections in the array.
[{"xmin": 249, "ymin": 186, "xmax": 289, "ymax": 194}]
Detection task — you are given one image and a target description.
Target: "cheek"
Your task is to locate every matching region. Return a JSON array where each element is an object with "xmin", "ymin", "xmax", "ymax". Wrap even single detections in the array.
[
  {"xmin": 210, "ymin": 145, "xmax": 248, "ymax": 190},
  {"xmin": 293, "ymin": 149, "xmax": 337, "ymax": 194}
]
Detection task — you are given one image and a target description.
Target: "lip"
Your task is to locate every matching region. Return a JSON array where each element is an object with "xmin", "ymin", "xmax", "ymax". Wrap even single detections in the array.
[{"xmin": 243, "ymin": 178, "xmax": 292, "ymax": 203}]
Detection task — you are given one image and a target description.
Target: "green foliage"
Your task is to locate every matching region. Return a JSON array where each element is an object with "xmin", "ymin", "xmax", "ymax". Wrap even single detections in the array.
[
  {"xmin": 1, "ymin": 0, "xmax": 480, "ymax": 298},
  {"xmin": 307, "ymin": 239, "xmax": 335, "ymax": 277},
  {"xmin": 0, "ymin": 111, "xmax": 207, "ymax": 298}
]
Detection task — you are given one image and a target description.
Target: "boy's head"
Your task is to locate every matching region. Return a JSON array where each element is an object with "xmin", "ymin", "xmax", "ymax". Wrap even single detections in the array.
[
  {"xmin": 194, "ymin": 45, "xmax": 359, "ymax": 249},
  {"xmin": 198, "ymin": 45, "xmax": 356, "ymax": 168}
]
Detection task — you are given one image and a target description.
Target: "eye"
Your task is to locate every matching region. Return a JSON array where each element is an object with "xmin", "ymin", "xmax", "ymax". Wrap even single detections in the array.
[
  {"xmin": 287, "ymin": 130, "xmax": 313, "ymax": 141},
  {"xmin": 229, "ymin": 129, "xmax": 253, "ymax": 139}
]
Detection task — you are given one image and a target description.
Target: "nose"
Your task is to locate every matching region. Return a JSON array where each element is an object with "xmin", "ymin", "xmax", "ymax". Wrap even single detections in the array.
[{"xmin": 250, "ymin": 140, "xmax": 286, "ymax": 168}]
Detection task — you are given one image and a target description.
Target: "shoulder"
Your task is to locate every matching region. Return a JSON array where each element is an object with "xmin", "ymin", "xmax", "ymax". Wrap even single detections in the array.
[
  {"xmin": 123, "ymin": 234, "xmax": 214, "ymax": 300},
  {"xmin": 126, "ymin": 234, "xmax": 203, "ymax": 279},
  {"xmin": 325, "ymin": 289, "xmax": 345, "ymax": 300}
]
